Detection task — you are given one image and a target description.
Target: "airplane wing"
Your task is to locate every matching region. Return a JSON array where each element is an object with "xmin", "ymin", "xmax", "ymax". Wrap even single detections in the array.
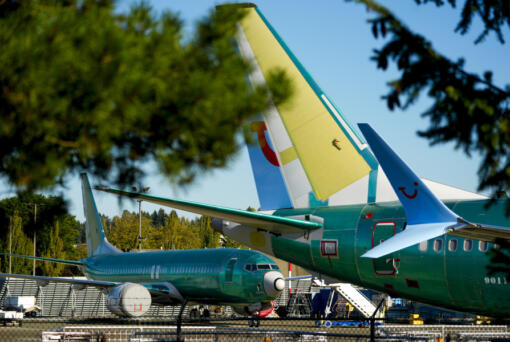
[
  {"xmin": 0, "ymin": 273, "xmax": 116, "ymax": 288},
  {"xmin": 0, "ymin": 273, "xmax": 184, "ymax": 304},
  {"xmin": 0, "ymin": 253, "xmax": 84, "ymax": 266},
  {"xmin": 95, "ymin": 187, "xmax": 322, "ymax": 234},
  {"xmin": 357, "ymin": 123, "xmax": 510, "ymax": 258}
]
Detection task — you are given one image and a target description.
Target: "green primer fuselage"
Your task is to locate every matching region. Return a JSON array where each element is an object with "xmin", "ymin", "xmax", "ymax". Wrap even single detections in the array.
[
  {"xmin": 262, "ymin": 199, "xmax": 509, "ymax": 317},
  {"xmin": 81, "ymin": 248, "xmax": 277, "ymax": 305}
]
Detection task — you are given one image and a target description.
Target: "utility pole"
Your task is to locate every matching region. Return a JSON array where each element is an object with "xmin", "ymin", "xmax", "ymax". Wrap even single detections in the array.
[
  {"xmin": 135, "ymin": 186, "xmax": 149, "ymax": 251},
  {"xmin": 138, "ymin": 200, "xmax": 142, "ymax": 251},
  {"xmin": 9, "ymin": 216, "xmax": 12, "ymax": 274},
  {"xmin": 33, "ymin": 203, "xmax": 37, "ymax": 276},
  {"xmin": 24, "ymin": 202, "xmax": 45, "ymax": 276}
]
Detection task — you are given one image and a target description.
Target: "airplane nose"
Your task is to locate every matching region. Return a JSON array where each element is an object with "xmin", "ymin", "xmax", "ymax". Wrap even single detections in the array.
[{"xmin": 263, "ymin": 271, "xmax": 285, "ymax": 297}]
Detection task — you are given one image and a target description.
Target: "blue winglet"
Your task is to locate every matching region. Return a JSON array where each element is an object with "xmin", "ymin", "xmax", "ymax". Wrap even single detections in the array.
[{"xmin": 358, "ymin": 124, "xmax": 458, "ymax": 225}]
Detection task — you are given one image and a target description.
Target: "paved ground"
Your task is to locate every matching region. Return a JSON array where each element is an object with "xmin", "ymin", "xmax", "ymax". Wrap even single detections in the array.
[
  {"xmin": 1, "ymin": 317, "xmax": 509, "ymax": 341},
  {"xmin": 0, "ymin": 317, "xmax": 371, "ymax": 341}
]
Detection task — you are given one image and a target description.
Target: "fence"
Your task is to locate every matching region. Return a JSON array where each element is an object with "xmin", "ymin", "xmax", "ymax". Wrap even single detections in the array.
[{"xmin": 1, "ymin": 317, "xmax": 509, "ymax": 342}]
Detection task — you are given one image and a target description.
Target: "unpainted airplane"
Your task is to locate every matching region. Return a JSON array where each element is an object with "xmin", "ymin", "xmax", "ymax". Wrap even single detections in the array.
[
  {"xmin": 99, "ymin": 4, "xmax": 510, "ymax": 318},
  {"xmin": 1, "ymin": 173, "xmax": 285, "ymax": 318}
]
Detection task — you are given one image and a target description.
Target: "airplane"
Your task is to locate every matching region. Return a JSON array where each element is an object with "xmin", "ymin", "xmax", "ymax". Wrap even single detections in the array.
[
  {"xmin": 0, "ymin": 173, "xmax": 285, "ymax": 319},
  {"xmin": 96, "ymin": 4, "xmax": 510, "ymax": 318}
]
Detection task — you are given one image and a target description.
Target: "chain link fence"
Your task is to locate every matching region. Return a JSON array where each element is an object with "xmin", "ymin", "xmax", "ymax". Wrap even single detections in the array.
[{"xmin": 0, "ymin": 317, "xmax": 509, "ymax": 341}]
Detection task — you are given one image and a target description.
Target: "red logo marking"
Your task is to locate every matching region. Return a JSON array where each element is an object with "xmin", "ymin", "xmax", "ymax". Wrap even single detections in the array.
[
  {"xmin": 134, "ymin": 304, "xmax": 143, "ymax": 312},
  {"xmin": 250, "ymin": 121, "xmax": 279, "ymax": 167},
  {"xmin": 398, "ymin": 182, "xmax": 419, "ymax": 199}
]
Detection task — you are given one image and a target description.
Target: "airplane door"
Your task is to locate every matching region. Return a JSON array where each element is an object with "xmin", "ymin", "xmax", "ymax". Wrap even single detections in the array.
[
  {"xmin": 225, "ymin": 258, "xmax": 237, "ymax": 285},
  {"xmin": 372, "ymin": 222, "xmax": 399, "ymax": 276}
]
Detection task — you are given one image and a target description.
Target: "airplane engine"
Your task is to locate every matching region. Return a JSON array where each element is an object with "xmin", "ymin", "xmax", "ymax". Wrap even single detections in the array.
[
  {"xmin": 106, "ymin": 283, "xmax": 152, "ymax": 317},
  {"xmin": 232, "ymin": 301, "xmax": 273, "ymax": 316}
]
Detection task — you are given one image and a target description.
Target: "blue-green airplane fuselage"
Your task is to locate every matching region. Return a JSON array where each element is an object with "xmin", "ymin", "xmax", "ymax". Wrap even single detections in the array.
[
  {"xmin": 253, "ymin": 198, "xmax": 509, "ymax": 317},
  {"xmin": 81, "ymin": 248, "xmax": 278, "ymax": 305}
]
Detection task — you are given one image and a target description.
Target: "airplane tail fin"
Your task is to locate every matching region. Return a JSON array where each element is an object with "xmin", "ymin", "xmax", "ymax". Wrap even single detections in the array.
[
  {"xmin": 226, "ymin": 4, "xmax": 377, "ymax": 209},
  {"xmin": 81, "ymin": 173, "xmax": 121, "ymax": 257}
]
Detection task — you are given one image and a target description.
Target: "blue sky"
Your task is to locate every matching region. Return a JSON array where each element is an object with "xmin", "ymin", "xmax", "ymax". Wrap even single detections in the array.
[{"xmin": 4, "ymin": 1, "xmax": 509, "ymax": 221}]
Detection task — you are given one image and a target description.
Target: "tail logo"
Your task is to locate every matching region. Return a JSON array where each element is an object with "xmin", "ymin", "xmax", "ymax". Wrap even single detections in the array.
[
  {"xmin": 251, "ymin": 121, "xmax": 279, "ymax": 167},
  {"xmin": 398, "ymin": 182, "xmax": 419, "ymax": 199}
]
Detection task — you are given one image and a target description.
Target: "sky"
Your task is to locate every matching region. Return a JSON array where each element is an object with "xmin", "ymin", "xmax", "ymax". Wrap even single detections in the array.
[{"xmin": 4, "ymin": 1, "xmax": 509, "ymax": 221}]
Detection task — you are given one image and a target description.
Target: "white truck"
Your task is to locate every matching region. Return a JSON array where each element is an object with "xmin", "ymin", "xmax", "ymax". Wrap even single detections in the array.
[
  {"xmin": 0, "ymin": 310, "xmax": 23, "ymax": 326},
  {"xmin": 4, "ymin": 296, "xmax": 41, "ymax": 317}
]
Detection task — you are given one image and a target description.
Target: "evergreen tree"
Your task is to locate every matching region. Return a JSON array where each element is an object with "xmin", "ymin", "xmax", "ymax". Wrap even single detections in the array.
[
  {"xmin": 41, "ymin": 221, "xmax": 65, "ymax": 277},
  {"xmin": 0, "ymin": 0, "xmax": 292, "ymax": 192},
  {"xmin": 5, "ymin": 213, "xmax": 33, "ymax": 274},
  {"xmin": 351, "ymin": 0, "xmax": 510, "ymax": 210}
]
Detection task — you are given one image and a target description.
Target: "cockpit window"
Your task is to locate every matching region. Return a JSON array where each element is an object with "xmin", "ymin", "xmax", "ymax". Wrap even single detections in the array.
[
  {"xmin": 244, "ymin": 264, "xmax": 254, "ymax": 272},
  {"xmin": 256, "ymin": 264, "xmax": 271, "ymax": 270},
  {"xmin": 270, "ymin": 264, "xmax": 279, "ymax": 270}
]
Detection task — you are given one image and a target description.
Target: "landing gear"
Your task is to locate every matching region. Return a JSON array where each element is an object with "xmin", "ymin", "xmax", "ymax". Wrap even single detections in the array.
[
  {"xmin": 189, "ymin": 305, "xmax": 210, "ymax": 319},
  {"xmin": 202, "ymin": 308, "xmax": 210, "ymax": 319},
  {"xmin": 248, "ymin": 316, "xmax": 260, "ymax": 327},
  {"xmin": 176, "ymin": 298, "xmax": 188, "ymax": 342},
  {"xmin": 189, "ymin": 308, "xmax": 200, "ymax": 320}
]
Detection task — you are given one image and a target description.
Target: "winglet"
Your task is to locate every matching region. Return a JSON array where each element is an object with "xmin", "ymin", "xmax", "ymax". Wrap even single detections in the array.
[
  {"xmin": 357, "ymin": 124, "xmax": 459, "ymax": 258},
  {"xmin": 358, "ymin": 124, "xmax": 458, "ymax": 225}
]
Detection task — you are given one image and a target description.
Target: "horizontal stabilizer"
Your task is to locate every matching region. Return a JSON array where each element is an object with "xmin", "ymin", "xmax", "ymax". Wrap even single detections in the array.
[
  {"xmin": 96, "ymin": 187, "xmax": 322, "ymax": 234},
  {"xmin": 0, "ymin": 253, "xmax": 84, "ymax": 266},
  {"xmin": 362, "ymin": 222, "xmax": 457, "ymax": 258}
]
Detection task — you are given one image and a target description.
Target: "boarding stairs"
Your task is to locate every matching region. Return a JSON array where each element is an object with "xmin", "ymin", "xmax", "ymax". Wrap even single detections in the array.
[
  {"xmin": 286, "ymin": 292, "xmax": 313, "ymax": 317},
  {"xmin": 330, "ymin": 283, "xmax": 382, "ymax": 318}
]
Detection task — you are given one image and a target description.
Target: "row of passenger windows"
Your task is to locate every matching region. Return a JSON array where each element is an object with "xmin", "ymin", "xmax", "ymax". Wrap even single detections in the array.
[
  {"xmin": 105, "ymin": 264, "xmax": 221, "ymax": 274},
  {"xmin": 418, "ymin": 239, "xmax": 490, "ymax": 253},
  {"xmin": 244, "ymin": 264, "xmax": 279, "ymax": 272}
]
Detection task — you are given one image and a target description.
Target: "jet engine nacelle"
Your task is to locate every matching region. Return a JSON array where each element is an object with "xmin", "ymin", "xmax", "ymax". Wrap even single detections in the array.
[
  {"xmin": 232, "ymin": 301, "xmax": 273, "ymax": 316},
  {"xmin": 106, "ymin": 283, "xmax": 152, "ymax": 317}
]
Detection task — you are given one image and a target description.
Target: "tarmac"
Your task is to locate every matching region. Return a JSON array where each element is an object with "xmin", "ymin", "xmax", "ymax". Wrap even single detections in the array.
[{"xmin": 1, "ymin": 316, "xmax": 510, "ymax": 341}]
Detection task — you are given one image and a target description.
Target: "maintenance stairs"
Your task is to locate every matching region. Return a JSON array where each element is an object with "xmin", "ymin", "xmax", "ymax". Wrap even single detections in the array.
[{"xmin": 331, "ymin": 283, "xmax": 382, "ymax": 318}]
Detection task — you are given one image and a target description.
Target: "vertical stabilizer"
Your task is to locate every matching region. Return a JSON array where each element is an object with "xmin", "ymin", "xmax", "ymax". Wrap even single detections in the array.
[
  {"xmin": 81, "ymin": 173, "xmax": 120, "ymax": 257},
  {"xmin": 229, "ymin": 4, "xmax": 377, "ymax": 209}
]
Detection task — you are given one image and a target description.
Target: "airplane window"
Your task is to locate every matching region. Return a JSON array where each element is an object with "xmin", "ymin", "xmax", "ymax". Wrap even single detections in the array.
[
  {"xmin": 433, "ymin": 238, "xmax": 443, "ymax": 252},
  {"xmin": 244, "ymin": 264, "xmax": 252, "ymax": 272},
  {"xmin": 270, "ymin": 264, "xmax": 279, "ymax": 270},
  {"xmin": 418, "ymin": 241, "xmax": 428, "ymax": 252},
  {"xmin": 257, "ymin": 264, "xmax": 271, "ymax": 270},
  {"xmin": 479, "ymin": 241, "xmax": 488, "ymax": 252},
  {"xmin": 463, "ymin": 239, "xmax": 473, "ymax": 252},
  {"xmin": 448, "ymin": 239, "xmax": 458, "ymax": 252}
]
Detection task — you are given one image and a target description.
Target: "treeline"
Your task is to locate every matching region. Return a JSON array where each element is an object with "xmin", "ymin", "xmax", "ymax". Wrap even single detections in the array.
[{"xmin": 1, "ymin": 194, "xmax": 244, "ymax": 277}]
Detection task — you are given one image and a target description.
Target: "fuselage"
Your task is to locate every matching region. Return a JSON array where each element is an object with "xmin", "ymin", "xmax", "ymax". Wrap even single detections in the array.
[
  {"xmin": 80, "ymin": 248, "xmax": 280, "ymax": 306},
  {"xmin": 221, "ymin": 199, "xmax": 510, "ymax": 317}
]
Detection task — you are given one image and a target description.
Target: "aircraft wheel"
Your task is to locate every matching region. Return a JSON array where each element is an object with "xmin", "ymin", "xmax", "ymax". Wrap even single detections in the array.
[
  {"xmin": 189, "ymin": 308, "xmax": 199, "ymax": 320},
  {"xmin": 202, "ymin": 309, "xmax": 210, "ymax": 319}
]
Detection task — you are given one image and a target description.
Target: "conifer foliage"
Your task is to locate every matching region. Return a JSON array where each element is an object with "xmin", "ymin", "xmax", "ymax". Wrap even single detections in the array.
[
  {"xmin": 351, "ymin": 0, "xmax": 510, "ymax": 211},
  {"xmin": 0, "ymin": 0, "xmax": 291, "ymax": 192}
]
